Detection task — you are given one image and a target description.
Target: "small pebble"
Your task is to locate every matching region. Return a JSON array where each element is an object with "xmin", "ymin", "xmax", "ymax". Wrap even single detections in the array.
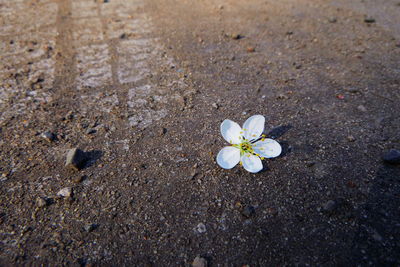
[
  {"xmin": 328, "ymin": 17, "xmax": 337, "ymax": 23},
  {"xmin": 231, "ymin": 33, "xmax": 242, "ymax": 40},
  {"xmin": 159, "ymin": 127, "xmax": 167, "ymax": 136},
  {"xmin": 65, "ymin": 148, "xmax": 87, "ymax": 171},
  {"xmin": 242, "ymin": 205, "xmax": 255, "ymax": 218},
  {"xmin": 347, "ymin": 135, "xmax": 356, "ymax": 142},
  {"xmin": 64, "ymin": 111, "xmax": 74, "ymax": 121},
  {"xmin": 189, "ymin": 169, "xmax": 197, "ymax": 180},
  {"xmin": 41, "ymin": 132, "xmax": 56, "ymax": 142},
  {"xmin": 192, "ymin": 256, "xmax": 208, "ymax": 267},
  {"xmin": 212, "ymin": 103, "xmax": 219, "ymax": 109},
  {"xmin": 323, "ymin": 200, "xmax": 338, "ymax": 212},
  {"xmin": 57, "ymin": 187, "xmax": 72, "ymax": 198},
  {"xmin": 277, "ymin": 93, "xmax": 288, "ymax": 99},
  {"xmin": 36, "ymin": 197, "xmax": 47, "ymax": 208},
  {"xmin": 383, "ymin": 149, "xmax": 400, "ymax": 164},
  {"xmin": 86, "ymin": 128, "xmax": 96, "ymax": 135},
  {"xmin": 247, "ymin": 47, "xmax": 255, "ymax": 52},
  {"xmin": 84, "ymin": 223, "xmax": 98, "ymax": 232},
  {"xmin": 364, "ymin": 17, "xmax": 375, "ymax": 23},
  {"xmin": 357, "ymin": 105, "xmax": 367, "ymax": 112},
  {"xmin": 196, "ymin": 223, "xmax": 206, "ymax": 233},
  {"xmin": 73, "ymin": 175, "xmax": 86, "ymax": 184},
  {"xmin": 372, "ymin": 231, "xmax": 383, "ymax": 242},
  {"xmin": 306, "ymin": 161, "xmax": 316, "ymax": 167}
]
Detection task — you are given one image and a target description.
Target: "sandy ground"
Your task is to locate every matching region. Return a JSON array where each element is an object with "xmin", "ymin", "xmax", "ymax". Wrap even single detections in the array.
[{"xmin": 1, "ymin": 0, "xmax": 399, "ymax": 265}]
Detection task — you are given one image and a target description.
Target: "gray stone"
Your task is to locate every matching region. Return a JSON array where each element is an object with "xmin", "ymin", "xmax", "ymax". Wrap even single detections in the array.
[
  {"xmin": 357, "ymin": 105, "xmax": 367, "ymax": 112},
  {"xmin": 86, "ymin": 128, "xmax": 96, "ymax": 135},
  {"xmin": 328, "ymin": 17, "xmax": 337, "ymax": 23},
  {"xmin": 323, "ymin": 200, "xmax": 338, "ymax": 212},
  {"xmin": 192, "ymin": 256, "xmax": 208, "ymax": 267},
  {"xmin": 65, "ymin": 148, "xmax": 86, "ymax": 170},
  {"xmin": 383, "ymin": 149, "xmax": 400, "ymax": 164},
  {"xmin": 41, "ymin": 132, "xmax": 56, "ymax": 142},
  {"xmin": 196, "ymin": 223, "xmax": 206, "ymax": 233},
  {"xmin": 57, "ymin": 187, "xmax": 72, "ymax": 198},
  {"xmin": 84, "ymin": 223, "xmax": 98, "ymax": 232}
]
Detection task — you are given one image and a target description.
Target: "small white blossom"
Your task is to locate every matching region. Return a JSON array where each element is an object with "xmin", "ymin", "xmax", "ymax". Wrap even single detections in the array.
[{"xmin": 216, "ymin": 115, "xmax": 282, "ymax": 173}]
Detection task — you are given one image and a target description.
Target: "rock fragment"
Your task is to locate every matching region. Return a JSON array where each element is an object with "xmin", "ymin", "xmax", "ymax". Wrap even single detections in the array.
[
  {"xmin": 57, "ymin": 187, "xmax": 72, "ymax": 198},
  {"xmin": 357, "ymin": 105, "xmax": 367, "ymax": 112},
  {"xmin": 242, "ymin": 205, "xmax": 255, "ymax": 218},
  {"xmin": 36, "ymin": 197, "xmax": 48, "ymax": 208},
  {"xmin": 73, "ymin": 175, "xmax": 86, "ymax": 184},
  {"xmin": 347, "ymin": 135, "xmax": 356, "ymax": 142},
  {"xmin": 328, "ymin": 17, "xmax": 337, "ymax": 23},
  {"xmin": 322, "ymin": 200, "xmax": 338, "ymax": 212},
  {"xmin": 247, "ymin": 47, "xmax": 255, "ymax": 53},
  {"xmin": 192, "ymin": 256, "xmax": 208, "ymax": 267},
  {"xmin": 65, "ymin": 148, "xmax": 86, "ymax": 171},
  {"xmin": 231, "ymin": 33, "xmax": 242, "ymax": 40},
  {"xmin": 41, "ymin": 132, "xmax": 56, "ymax": 142},
  {"xmin": 383, "ymin": 149, "xmax": 400, "ymax": 164},
  {"xmin": 196, "ymin": 223, "xmax": 206, "ymax": 233},
  {"xmin": 84, "ymin": 223, "xmax": 98, "ymax": 232},
  {"xmin": 364, "ymin": 17, "xmax": 375, "ymax": 23}
]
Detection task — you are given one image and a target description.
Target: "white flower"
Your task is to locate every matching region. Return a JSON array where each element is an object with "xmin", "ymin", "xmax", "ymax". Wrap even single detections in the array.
[{"xmin": 216, "ymin": 115, "xmax": 282, "ymax": 173}]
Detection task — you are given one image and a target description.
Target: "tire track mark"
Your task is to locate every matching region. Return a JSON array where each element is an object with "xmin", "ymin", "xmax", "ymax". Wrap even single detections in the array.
[
  {"xmin": 0, "ymin": 1, "xmax": 58, "ymax": 124},
  {"xmin": 98, "ymin": 0, "xmax": 186, "ymax": 130}
]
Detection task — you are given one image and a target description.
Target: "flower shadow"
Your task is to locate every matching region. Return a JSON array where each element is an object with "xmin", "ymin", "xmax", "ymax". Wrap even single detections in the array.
[
  {"xmin": 258, "ymin": 125, "xmax": 292, "ymax": 173},
  {"xmin": 266, "ymin": 125, "xmax": 292, "ymax": 139}
]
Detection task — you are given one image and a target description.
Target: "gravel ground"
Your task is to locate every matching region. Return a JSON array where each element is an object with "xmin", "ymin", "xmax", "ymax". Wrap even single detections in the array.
[{"xmin": 0, "ymin": 0, "xmax": 399, "ymax": 266}]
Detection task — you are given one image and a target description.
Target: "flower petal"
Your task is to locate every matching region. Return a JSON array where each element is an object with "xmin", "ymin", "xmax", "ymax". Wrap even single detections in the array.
[
  {"xmin": 242, "ymin": 115, "xmax": 265, "ymax": 140},
  {"xmin": 220, "ymin": 119, "xmax": 242, "ymax": 144},
  {"xmin": 254, "ymin": 138, "xmax": 282, "ymax": 158},
  {"xmin": 241, "ymin": 154, "xmax": 263, "ymax": 173},
  {"xmin": 217, "ymin": 147, "xmax": 241, "ymax": 169}
]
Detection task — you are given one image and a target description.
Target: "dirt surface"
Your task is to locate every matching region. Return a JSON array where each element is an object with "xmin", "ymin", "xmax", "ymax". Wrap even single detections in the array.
[{"xmin": 1, "ymin": 0, "xmax": 400, "ymax": 266}]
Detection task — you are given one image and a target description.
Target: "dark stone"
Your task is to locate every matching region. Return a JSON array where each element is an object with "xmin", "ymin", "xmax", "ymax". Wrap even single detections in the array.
[
  {"xmin": 84, "ymin": 223, "xmax": 99, "ymax": 232},
  {"xmin": 364, "ymin": 17, "xmax": 375, "ymax": 23},
  {"xmin": 383, "ymin": 149, "xmax": 400, "ymax": 164},
  {"xmin": 65, "ymin": 148, "xmax": 87, "ymax": 171},
  {"xmin": 86, "ymin": 128, "xmax": 96, "ymax": 135},
  {"xmin": 242, "ymin": 205, "xmax": 255, "ymax": 218},
  {"xmin": 159, "ymin": 127, "xmax": 167, "ymax": 136},
  {"xmin": 323, "ymin": 200, "xmax": 338, "ymax": 212},
  {"xmin": 328, "ymin": 17, "xmax": 337, "ymax": 23}
]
